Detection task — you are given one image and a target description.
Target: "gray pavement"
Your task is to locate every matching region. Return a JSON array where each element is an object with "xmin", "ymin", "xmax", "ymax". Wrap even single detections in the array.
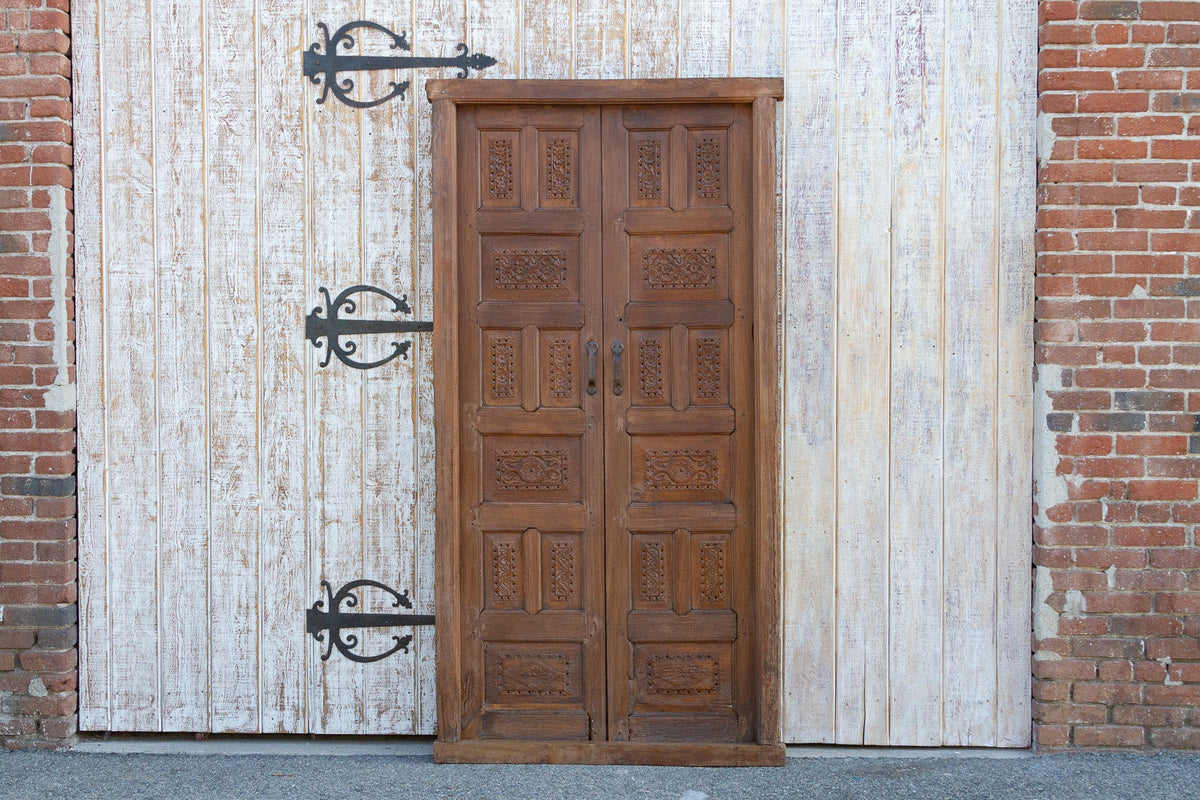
[{"xmin": 2, "ymin": 740, "xmax": 1200, "ymax": 799}]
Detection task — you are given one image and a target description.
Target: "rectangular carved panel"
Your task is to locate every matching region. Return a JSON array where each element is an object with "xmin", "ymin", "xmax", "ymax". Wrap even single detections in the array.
[
  {"xmin": 540, "ymin": 331, "xmax": 579, "ymax": 408},
  {"xmin": 631, "ymin": 533, "xmax": 673, "ymax": 611},
  {"xmin": 629, "ymin": 234, "xmax": 730, "ymax": 302},
  {"xmin": 481, "ymin": 235, "xmax": 581, "ymax": 303},
  {"xmin": 631, "ymin": 330, "xmax": 670, "ymax": 406},
  {"xmin": 687, "ymin": 128, "xmax": 729, "ymax": 208},
  {"xmin": 628, "ymin": 130, "xmax": 669, "ymax": 208},
  {"xmin": 483, "ymin": 533, "xmax": 524, "ymax": 610},
  {"xmin": 480, "ymin": 130, "xmax": 521, "ymax": 208},
  {"xmin": 485, "ymin": 643, "xmax": 584, "ymax": 706},
  {"xmin": 539, "ymin": 130, "xmax": 578, "ymax": 208},
  {"xmin": 482, "ymin": 435, "xmax": 583, "ymax": 504},
  {"xmin": 633, "ymin": 643, "xmax": 733, "ymax": 710},
  {"xmin": 542, "ymin": 533, "xmax": 581, "ymax": 610},
  {"xmin": 483, "ymin": 330, "xmax": 520, "ymax": 406},
  {"xmin": 692, "ymin": 533, "xmax": 731, "ymax": 610},
  {"xmin": 690, "ymin": 328, "xmax": 729, "ymax": 406},
  {"xmin": 630, "ymin": 435, "xmax": 732, "ymax": 503}
]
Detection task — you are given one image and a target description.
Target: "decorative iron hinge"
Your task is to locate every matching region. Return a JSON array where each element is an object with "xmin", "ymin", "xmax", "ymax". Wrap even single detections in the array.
[
  {"xmin": 305, "ymin": 284, "xmax": 433, "ymax": 370},
  {"xmin": 304, "ymin": 20, "xmax": 496, "ymax": 109},
  {"xmin": 306, "ymin": 579, "xmax": 435, "ymax": 664}
]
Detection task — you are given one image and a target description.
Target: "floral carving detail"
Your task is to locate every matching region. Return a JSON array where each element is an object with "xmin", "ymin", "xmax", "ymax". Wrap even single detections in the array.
[
  {"xmin": 494, "ymin": 248, "xmax": 568, "ymax": 290},
  {"xmin": 696, "ymin": 337, "xmax": 721, "ymax": 399},
  {"xmin": 490, "ymin": 336, "xmax": 517, "ymax": 399},
  {"xmin": 498, "ymin": 653, "xmax": 571, "ymax": 696},
  {"xmin": 644, "ymin": 449, "xmax": 719, "ymax": 491},
  {"xmin": 698, "ymin": 541, "xmax": 727, "ymax": 604},
  {"xmin": 647, "ymin": 654, "xmax": 719, "ymax": 694},
  {"xmin": 491, "ymin": 541, "xmax": 519, "ymax": 603},
  {"xmin": 488, "ymin": 138, "xmax": 514, "ymax": 199},
  {"xmin": 638, "ymin": 339, "xmax": 664, "ymax": 399},
  {"xmin": 548, "ymin": 338, "xmax": 574, "ymax": 399},
  {"xmin": 495, "ymin": 449, "xmax": 569, "ymax": 490},
  {"xmin": 642, "ymin": 247, "xmax": 718, "ymax": 290},
  {"xmin": 548, "ymin": 541, "xmax": 576, "ymax": 603},
  {"xmin": 640, "ymin": 541, "xmax": 666, "ymax": 603},
  {"xmin": 695, "ymin": 135, "xmax": 721, "ymax": 198},
  {"xmin": 545, "ymin": 137, "xmax": 573, "ymax": 199},
  {"xmin": 637, "ymin": 138, "xmax": 663, "ymax": 200}
]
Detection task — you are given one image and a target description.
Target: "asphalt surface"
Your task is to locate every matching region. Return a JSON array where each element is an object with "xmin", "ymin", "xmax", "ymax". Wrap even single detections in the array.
[{"xmin": 3, "ymin": 747, "xmax": 1200, "ymax": 800}]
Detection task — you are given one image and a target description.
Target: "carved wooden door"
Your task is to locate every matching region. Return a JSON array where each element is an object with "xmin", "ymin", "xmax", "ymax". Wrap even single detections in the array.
[{"xmin": 433, "ymin": 80, "xmax": 781, "ymax": 765}]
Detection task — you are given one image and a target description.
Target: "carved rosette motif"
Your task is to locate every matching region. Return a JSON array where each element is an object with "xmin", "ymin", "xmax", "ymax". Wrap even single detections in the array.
[
  {"xmin": 495, "ymin": 449, "xmax": 569, "ymax": 491},
  {"xmin": 494, "ymin": 248, "xmax": 568, "ymax": 290},
  {"xmin": 638, "ymin": 339, "xmax": 664, "ymax": 399},
  {"xmin": 644, "ymin": 449, "xmax": 720, "ymax": 491},
  {"xmin": 698, "ymin": 541, "xmax": 727, "ymax": 604},
  {"xmin": 639, "ymin": 541, "xmax": 666, "ymax": 603},
  {"xmin": 548, "ymin": 541, "xmax": 577, "ymax": 603},
  {"xmin": 490, "ymin": 336, "xmax": 517, "ymax": 399},
  {"xmin": 636, "ymin": 138, "xmax": 663, "ymax": 200},
  {"xmin": 545, "ymin": 137, "xmax": 573, "ymax": 199},
  {"xmin": 695, "ymin": 135, "xmax": 722, "ymax": 198},
  {"xmin": 488, "ymin": 138, "xmax": 514, "ymax": 199},
  {"xmin": 497, "ymin": 653, "xmax": 571, "ymax": 696},
  {"xmin": 491, "ymin": 541, "xmax": 519, "ymax": 603},
  {"xmin": 695, "ymin": 337, "xmax": 721, "ymax": 398},
  {"xmin": 647, "ymin": 654, "xmax": 719, "ymax": 694},
  {"xmin": 547, "ymin": 338, "xmax": 574, "ymax": 399},
  {"xmin": 642, "ymin": 247, "xmax": 718, "ymax": 290}
]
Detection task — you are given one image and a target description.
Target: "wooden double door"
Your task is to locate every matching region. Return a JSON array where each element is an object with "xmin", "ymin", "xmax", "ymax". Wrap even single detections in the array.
[{"xmin": 431, "ymin": 80, "xmax": 782, "ymax": 765}]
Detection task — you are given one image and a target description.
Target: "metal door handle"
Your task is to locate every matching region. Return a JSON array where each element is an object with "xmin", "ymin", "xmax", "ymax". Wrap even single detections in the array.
[
  {"xmin": 611, "ymin": 341, "xmax": 624, "ymax": 395},
  {"xmin": 585, "ymin": 340, "xmax": 599, "ymax": 395}
]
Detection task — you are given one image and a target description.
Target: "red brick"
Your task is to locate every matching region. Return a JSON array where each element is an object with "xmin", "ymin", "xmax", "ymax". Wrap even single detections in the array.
[
  {"xmin": 1116, "ymin": 70, "xmax": 1184, "ymax": 89},
  {"xmin": 1079, "ymin": 91, "xmax": 1150, "ymax": 112},
  {"xmin": 1116, "ymin": 434, "xmax": 1187, "ymax": 454},
  {"xmin": 1074, "ymin": 725, "xmax": 1147, "ymax": 747},
  {"xmin": 1078, "ymin": 138, "xmax": 1146, "ymax": 159},
  {"xmin": 1116, "ymin": 208, "xmax": 1188, "ymax": 228}
]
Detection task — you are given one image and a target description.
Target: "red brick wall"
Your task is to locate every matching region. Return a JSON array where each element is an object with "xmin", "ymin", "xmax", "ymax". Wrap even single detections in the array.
[
  {"xmin": 0, "ymin": 0, "xmax": 76, "ymax": 749},
  {"xmin": 1036, "ymin": 0, "xmax": 1200, "ymax": 749}
]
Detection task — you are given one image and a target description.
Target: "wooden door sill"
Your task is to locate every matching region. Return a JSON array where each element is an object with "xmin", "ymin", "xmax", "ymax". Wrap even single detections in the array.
[{"xmin": 434, "ymin": 739, "xmax": 785, "ymax": 766}]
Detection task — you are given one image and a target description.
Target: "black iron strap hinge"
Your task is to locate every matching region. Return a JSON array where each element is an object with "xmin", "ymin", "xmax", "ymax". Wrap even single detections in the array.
[
  {"xmin": 306, "ymin": 579, "xmax": 435, "ymax": 664},
  {"xmin": 305, "ymin": 284, "xmax": 433, "ymax": 370}
]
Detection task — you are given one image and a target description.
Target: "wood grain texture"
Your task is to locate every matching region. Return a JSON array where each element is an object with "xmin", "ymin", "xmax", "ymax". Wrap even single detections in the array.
[
  {"xmin": 780, "ymin": 0, "xmax": 839, "ymax": 744},
  {"xmin": 679, "ymin": 0, "xmax": 730, "ymax": 78},
  {"xmin": 628, "ymin": 0, "xmax": 677, "ymax": 78},
  {"xmin": 574, "ymin": 0, "xmax": 626, "ymax": 79},
  {"xmin": 74, "ymin": 0, "xmax": 109, "ymax": 732},
  {"xmin": 887, "ymin": 0, "xmax": 946, "ymax": 747},
  {"xmin": 153, "ymin": 0, "xmax": 210, "ymax": 732},
  {"xmin": 522, "ymin": 0, "xmax": 572, "ymax": 78}
]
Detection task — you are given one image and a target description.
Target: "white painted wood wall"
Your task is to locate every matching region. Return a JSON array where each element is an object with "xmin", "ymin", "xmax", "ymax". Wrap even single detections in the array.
[{"xmin": 74, "ymin": 0, "xmax": 1035, "ymax": 744}]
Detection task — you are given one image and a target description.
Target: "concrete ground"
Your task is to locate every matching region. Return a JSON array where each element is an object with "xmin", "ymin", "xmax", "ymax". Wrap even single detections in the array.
[{"xmin": 2, "ymin": 738, "xmax": 1199, "ymax": 799}]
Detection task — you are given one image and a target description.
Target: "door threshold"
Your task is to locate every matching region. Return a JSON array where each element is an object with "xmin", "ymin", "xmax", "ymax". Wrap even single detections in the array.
[{"xmin": 434, "ymin": 740, "xmax": 785, "ymax": 767}]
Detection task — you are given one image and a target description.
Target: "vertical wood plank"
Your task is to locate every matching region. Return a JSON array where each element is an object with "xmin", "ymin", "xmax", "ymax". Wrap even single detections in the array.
[
  {"xmin": 574, "ymin": 0, "xmax": 625, "ymax": 79},
  {"xmin": 995, "ymin": 0, "xmax": 1036, "ymax": 749},
  {"xmin": 887, "ymin": 0, "xmax": 946, "ymax": 746},
  {"xmin": 834, "ymin": 0, "xmax": 892, "ymax": 746},
  {"xmin": 360, "ymin": 0, "xmax": 419, "ymax": 734},
  {"xmin": 153, "ymin": 0, "xmax": 210, "ymax": 732},
  {"xmin": 523, "ymin": 0, "xmax": 573, "ymax": 78},
  {"xmin": 731, "ymin": 0, "xmax": 783, "ymax": 77},
  {"xmin": 628, "ymin": 0, "xmax": 677, "ymax": 78},
  {"xmin": 74, "ymin": 0, "xmax": 109, "ymax": 732},
  {"xmin": 679, "ymin": 0, "xmax": 730, "ymax": 78},
  {"xmin": 257, "ymin": 0, "xmax": 309, "ymax": 733},
  {"xmin": 942, "ymin": 0, "xmax": 1000, "ymax": 746},
  {"xmin": 307, "ymin": 0, "xmax": 366, "ymax": 735},
  {"xmin": 101, "ymin": 0, "xmax": 160, "ymax": 732},
  {"xmin": 205, "ymin": 0, "xmax": 261, "ymax": 733},
  {"xmin": 417, "ymin": 0, "xmax": 469, "ymax": 738},
  {"xmin": 470, "ymin": 0, "xmax": 522, "ymax": 79},
  {"xmin": 781, "ymin": 0, "xmax": 839, "ymax": 744}
]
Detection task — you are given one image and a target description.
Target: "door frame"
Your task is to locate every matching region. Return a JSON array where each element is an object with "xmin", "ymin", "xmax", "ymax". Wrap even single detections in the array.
[{"xmin": 428, "ymin": 79, "xmax": 784, "ymax": 766}]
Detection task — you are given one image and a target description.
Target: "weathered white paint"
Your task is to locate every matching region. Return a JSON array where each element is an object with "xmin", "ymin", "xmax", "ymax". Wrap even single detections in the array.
[{"xmin": 75, "ymin": 0, "xmax": 1035, "ymax": 744}]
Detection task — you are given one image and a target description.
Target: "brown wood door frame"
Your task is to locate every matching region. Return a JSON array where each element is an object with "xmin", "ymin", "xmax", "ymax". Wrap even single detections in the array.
[{"xmin": 429, "ymin": 79, "xmax": 783, "ymax": 767}]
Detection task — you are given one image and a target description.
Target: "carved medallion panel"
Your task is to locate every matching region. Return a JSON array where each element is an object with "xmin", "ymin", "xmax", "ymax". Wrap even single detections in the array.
[
  {"xmin": 633, "ymin": 643, "xmax": 733, "ymax": 709},
  {"xmin": 540, "ymin": 331, "xmax": 579, "ymax": 408},
  {"xmin": 687, "ymin": 128, "xmax": 728, "ymax": 207},
  {"xmin": 628, "ymin": 130, "xmax": 669, "ymax": 208},
  {"xmin": 481, "ymin": 235, "xmax": 580, "ymax": 302},
  {"xmin": 480, "ymin": 130, "xmax": 521, "ymax": 208},
  {"xmin": 482, "ymin": 435, "xmax": 582, "ymax": 503},
  {"xmin": 692, "ymin": 533, "xmax": 731, "ymax": 609},
  {"xmin": 485, "ymin": 643, "xmax": 584, "ymax": 706},
  {"xmin": 630, "ymin": 435, "xmax": 731, "ymax": 503},
  {"xmin": 690, "ymin": 329, "xmax": 728, "ymax": 406},
  {"xmin": 631, "ymin": 533, "xmax": 673, "ymax": 611},
  {"xmin": 483, "ymin": 330, "xmax": 520, "ymax": 406},
  {"xmin": 541, "ymin": 534, "xmax": 581, "ymax": 610},
  {"xmin": 631, "ymin": 330, "xmax": 670, "ymax": 406},
  {"xmin": 539, "ymin": 130, "xmax": 578, "ymax": 208},
  {"xmin": 483, "ymin": 533, "xmax": 524, "ymax": 610},
  {"xmin": 629, "ymin": 233, "xmax": 729, "ymax": 302}
]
